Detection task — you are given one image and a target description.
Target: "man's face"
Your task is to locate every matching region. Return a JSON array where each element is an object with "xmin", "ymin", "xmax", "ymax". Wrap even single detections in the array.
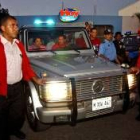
[
  {"xmin": 115, "ymin": 34, "xmax": 122, "ymax": 41},
  {"xmin": 34, "ymin": 38, "xmax": 42, "ymax": 48},
  {"xmin": 58, "ymin": 36, "xmax": 65, "ymax": 45},
  {"xmin": 90, "ymin": 29, "xmax": 97, "ymax": 38},
  {"xmin": 1, "ymin": 18, "xmax": 19, "ymax": 40},
  {"xmin": 104, "ymin": 33, "xmax": 113, "ymax": 41}
]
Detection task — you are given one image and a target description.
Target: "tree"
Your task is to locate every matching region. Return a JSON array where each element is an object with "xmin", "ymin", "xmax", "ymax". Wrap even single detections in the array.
[{"xmin": 0, "ymin": 3, "xmax": 9, "ymax": 15}]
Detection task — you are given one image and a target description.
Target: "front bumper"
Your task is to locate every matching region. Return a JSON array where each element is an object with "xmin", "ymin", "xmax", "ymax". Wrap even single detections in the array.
[{"xmin": 37, "ymin": 95, "xmax": 124, "ymax": 123}]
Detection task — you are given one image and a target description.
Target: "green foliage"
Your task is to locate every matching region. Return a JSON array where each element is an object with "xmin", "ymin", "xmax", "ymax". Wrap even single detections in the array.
[{"xmin": 0, "ymin": 3, "xmax": 9, "ymax": 14}]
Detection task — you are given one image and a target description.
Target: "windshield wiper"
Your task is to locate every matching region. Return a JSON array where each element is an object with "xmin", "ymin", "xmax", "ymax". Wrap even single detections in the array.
[
  {"xmin": 48, "ymin": 50, "xmax": 57, "ymax": 55},
  {"xmin": 73, "ymin": 49, "xmax": 80, "ymax": 54}
]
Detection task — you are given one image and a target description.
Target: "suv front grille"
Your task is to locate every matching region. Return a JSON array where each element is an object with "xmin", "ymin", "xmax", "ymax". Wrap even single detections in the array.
[{"xmin": 76, "ymin": 75, "xmax": 124, "ymax": 101}]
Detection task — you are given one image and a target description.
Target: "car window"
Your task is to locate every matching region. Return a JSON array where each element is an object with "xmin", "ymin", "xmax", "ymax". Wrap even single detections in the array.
[{"xmin": 27, "ymin": 28, "xmax": 91, "ymax": 52}]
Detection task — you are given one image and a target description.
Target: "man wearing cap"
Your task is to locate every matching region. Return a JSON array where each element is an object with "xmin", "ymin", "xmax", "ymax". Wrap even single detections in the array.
[
  {"xmin": 98, "ymin": 29, "xmax": 120, "ymax": 64},
  {"xmin": 113, "ymin": 32, "xmax": 128, "ymax": 64}
]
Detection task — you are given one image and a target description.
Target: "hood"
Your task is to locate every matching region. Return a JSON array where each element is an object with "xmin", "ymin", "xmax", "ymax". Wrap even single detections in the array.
[{"xmin": 30, "ymin": 54, "xmax": 123, "ymax": 78}]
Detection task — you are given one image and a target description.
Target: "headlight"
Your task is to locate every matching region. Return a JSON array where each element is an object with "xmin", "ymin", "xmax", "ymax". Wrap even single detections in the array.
[
  {"xmin": 127, "ymin": 74, "xmax": 137, "ymax": 89},
  {"xmin": 39, "ymin": 80, "xmax": 72, "ymax": 102}
]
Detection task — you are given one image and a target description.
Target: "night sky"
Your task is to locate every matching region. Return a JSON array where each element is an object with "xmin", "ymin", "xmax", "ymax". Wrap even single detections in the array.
[{"xmin": 0, "ymin": 0, "xmax": 137, "ymax": 16}]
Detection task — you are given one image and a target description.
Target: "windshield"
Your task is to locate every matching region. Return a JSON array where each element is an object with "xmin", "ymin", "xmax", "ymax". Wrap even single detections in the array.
[{"xmin": 27, "ymin": 28, "xmax": 91, "ymax": 52}]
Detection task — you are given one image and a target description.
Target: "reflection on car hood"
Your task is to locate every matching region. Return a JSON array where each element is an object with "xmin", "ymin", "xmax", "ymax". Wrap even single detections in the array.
[{"xmin": 30, "ymin": 54, "xmax": 123, "ymax": 78}]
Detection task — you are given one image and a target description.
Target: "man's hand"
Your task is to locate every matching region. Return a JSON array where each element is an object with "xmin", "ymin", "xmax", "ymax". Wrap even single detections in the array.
[
  {"xmin": 98, "ymin": 54, "xmax": 110, "ymax": 61},
  {"xmin": 32, "ymin": 76, "xmax": 46, "ymax": 85},
  {"xmin": 129, "ymin": 67, "xmax": 140, "ymax": 75},
  {"xmin": 115, "ymin": 58, "xmax": 121, "ymax": 65}
]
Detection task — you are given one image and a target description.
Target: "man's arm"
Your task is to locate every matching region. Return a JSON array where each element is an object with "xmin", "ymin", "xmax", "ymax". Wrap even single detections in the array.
[
  {"xmin": 32, "ymin": 76, "xmax": 46, "ymax": 85},
  {"xmin": 98, "ymin": 43, "xmax": 110, "ymax": 60},
  {"xmin": 98, "ymin": 54, "xmax": 109, "ymax": 61},
  {"xmin": 17, "ymin": 42, "xmax": 46, "ymax": 85},
  {"xmin": 115, "ymin": 57, "xmax": 121, "ymax": 64},
  {"xmin": 130, "ymin": 67, "xmax": 140, "ymax": 75}
]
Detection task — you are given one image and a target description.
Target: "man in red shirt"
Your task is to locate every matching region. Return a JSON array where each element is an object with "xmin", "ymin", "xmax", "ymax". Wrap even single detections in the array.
[
  {"xmin": 52, "ymin": 35, "xmax": 68, "ymax": 50},
  {"xmin": 0, "ymin": 14, "xmax": 45, "ymax": 140},
  {"xmin": 90, "ymin": 27, "xmax": 101, "ymax": 47},
  {"xmin": 130, "ymin": 54, "xmax": 140, "ymax": 121},
  {"xmin": 130, "ymin": 54, "xmax": 140, "ymax": 74},
  {"xmin": 89, "ymin": 28, "xmax": 101, "ymax": 54}
]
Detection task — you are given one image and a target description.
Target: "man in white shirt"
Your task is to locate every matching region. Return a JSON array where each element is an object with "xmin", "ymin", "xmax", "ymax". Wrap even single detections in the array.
[{"xmin": 0, "ymin": 13, "xmax": 45, "ymax": 140}]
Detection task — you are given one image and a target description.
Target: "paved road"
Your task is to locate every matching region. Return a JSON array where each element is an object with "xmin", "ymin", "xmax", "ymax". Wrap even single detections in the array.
[{"xmin": 11, "ymin": 105, "xmax": 140, "ymax": 140}]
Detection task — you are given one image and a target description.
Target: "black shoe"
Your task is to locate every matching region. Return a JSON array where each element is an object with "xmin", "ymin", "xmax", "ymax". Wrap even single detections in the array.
[
  {"xmin": 135, "ymin": 114, "xmax": 140, "ymax": 121},
  {"xmin": 12, "ymin": 130, "xmax": 26, "ymax": 139}
]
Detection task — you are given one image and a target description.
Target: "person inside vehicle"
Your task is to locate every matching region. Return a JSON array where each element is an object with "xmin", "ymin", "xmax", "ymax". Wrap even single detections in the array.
[
  {"xmin": 29, "ymin": 37, "xmax": 46, "ymax": 51},
  {"xmin": 113, "ymin": 32, "xmax": 128, "ymax": 64},
  {"xmin": 98, "ymin": 29, "xmax": 120, "ymax": 64},
  {"xmin": 52, "ymin": 35, "xmax": 68, "ymax": 50}
]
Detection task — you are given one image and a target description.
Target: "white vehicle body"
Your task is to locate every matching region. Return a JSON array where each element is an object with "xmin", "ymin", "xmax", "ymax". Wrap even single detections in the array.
[{"xmin": 19, "ymin": 25, "xmax": 136, "ymax": 131}]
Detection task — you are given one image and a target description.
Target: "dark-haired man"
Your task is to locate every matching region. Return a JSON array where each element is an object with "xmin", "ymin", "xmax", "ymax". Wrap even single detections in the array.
[
  {"xmin": 90, "ymin": 28, "xmax": 101, "ymax": 54},
  {"xmin": 90, "ymin": 28, "xmax": 100, "ymax": 47},
  {"xmin": 0, "ymin": 15, "xmax": 45, "ymax": 140},
  {"xmin": 98, "ymin": 29, "xmax": 120, "ymax": 64},
  {"xmin": 52, "ymin": 35, "xmax": 68, "ymax": 50},
  {"xmin": 113, "ymin": 32, "xmax": 128, "ymax": 64}
]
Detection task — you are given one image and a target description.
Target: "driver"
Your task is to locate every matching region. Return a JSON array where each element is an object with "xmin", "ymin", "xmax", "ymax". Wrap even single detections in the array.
[{"xmin": 52, "ymin": 35, "xmax": 68, "ymax": 50}]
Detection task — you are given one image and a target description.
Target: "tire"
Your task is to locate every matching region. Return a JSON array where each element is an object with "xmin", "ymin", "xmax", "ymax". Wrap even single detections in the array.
[{"xmin": 25, "ymin": 83, "xmax": 51, "ymax": 132}]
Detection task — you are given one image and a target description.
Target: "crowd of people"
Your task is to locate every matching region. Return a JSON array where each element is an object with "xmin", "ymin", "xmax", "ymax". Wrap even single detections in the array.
[
  {"xmin": 85, "ymin": 21, "xmax": 140, "ymax": 121},
  {"xmin": 85, "ymin": 21, "xmax": 139, "ymax": 66},
  {"xmin": 0, "ymin": 6, "xmax": 140, "ymax": 139}
]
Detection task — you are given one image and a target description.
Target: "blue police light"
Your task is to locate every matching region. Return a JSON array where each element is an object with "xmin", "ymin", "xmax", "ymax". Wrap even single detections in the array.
[
  {"xmin": 46, "ymin": 19, "xmax": 55, "ymax": 25},
  {"xmin": 34, "ymin": 19, "xmax": 55, "ymax": 26},
  {"xmin": 34, "ymin": 19, "xmax": 42, "ymax": 25}
]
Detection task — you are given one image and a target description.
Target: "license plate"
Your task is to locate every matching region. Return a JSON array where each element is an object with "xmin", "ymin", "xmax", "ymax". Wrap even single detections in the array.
[{"xmin": 92, "ymin": 97, "xmax": 112, "ymax": 111}]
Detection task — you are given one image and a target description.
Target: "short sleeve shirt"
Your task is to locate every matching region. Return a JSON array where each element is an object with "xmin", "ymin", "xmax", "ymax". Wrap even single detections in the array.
[
  {"xmin": 98, "ymin": 39, "xmax": 117, "ymax": 61},
  {"xmin": 90, "ymin": 38, "xmax": 101, "ymax": 47}
]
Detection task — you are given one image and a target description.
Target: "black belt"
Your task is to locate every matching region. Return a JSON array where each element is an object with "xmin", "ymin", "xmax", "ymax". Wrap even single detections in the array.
[{"xmin": 8, "ymin": 80, "xmax": 22, "ymax": 87}]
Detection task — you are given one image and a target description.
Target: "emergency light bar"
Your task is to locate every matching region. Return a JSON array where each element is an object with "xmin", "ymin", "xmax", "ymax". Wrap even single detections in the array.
[{"xmin": 34, "ymin": 19, "xmax": 55, "ymax": 26}]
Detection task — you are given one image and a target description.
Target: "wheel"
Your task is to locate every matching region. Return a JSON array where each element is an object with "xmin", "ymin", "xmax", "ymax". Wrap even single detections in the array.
[{"xmin": 25, "ymin": 83, "xmax": 50, "ymax": 132}]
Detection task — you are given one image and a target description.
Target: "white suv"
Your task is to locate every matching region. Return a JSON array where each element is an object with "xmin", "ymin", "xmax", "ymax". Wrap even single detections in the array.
[{"xmin": 19, "ymin": 26, "xmax": 137, "ymax": 131}]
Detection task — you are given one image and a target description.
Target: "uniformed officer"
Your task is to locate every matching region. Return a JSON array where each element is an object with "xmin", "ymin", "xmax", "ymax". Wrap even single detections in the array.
[
  {"xmin": 98, "ymin": 29, "xmax": 120, "ymax": 64},
  {"xmin": 113, "ymin": 32, "xmax": 128, "ymax": 64}
]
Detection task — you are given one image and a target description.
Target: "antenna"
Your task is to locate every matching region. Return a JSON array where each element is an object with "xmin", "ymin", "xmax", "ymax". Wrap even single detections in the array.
[
  {"xmin": 62, "ymin": 1, "xmax": 64, "ymax": 10},
  {"xmin": 93, "ymin": 0, "xmax": 97, "ymax": 15},
  {"xmin": 94, "ymin": 5, "xmax": 97, "ymax": 15}
]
